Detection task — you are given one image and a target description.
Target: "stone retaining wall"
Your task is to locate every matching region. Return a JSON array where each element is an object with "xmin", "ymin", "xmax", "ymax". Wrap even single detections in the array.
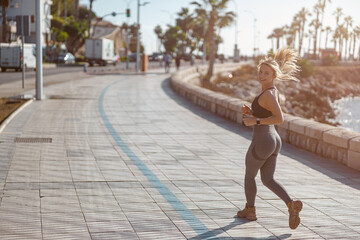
[{"xmin": 170, "ymin": 64, "xmax": 360, "ymax": 172}]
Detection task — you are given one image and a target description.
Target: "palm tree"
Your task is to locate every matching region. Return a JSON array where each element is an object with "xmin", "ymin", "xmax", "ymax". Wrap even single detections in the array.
[
  {"xmin": 295, "ymin": 8, "xmax": 311, "ymax": 56},
  {"xmin": 332, "ymin": 7, "xmax": 343, "ymax": 50},
  {"xmin": 0, "ymin": 0, "xmax": 9, "ymax": 42},
  {"xmin": 336, "ymin": 24, "xmax": 346, "ymax": 60},
  {"xmin": 267, "ymin": 33, "xmax": 275, "ymax": 52},
  {"xmin": 344, "ymin": 15, "xmax": 353, "ymax": 60},
  {"xmin": 324, "ymin": 26, "xmax": 332, "ymax": 49},
  {"xmin": 311, "ymin": 2, "xmax": 322, "ymax": 58},
  {"xmin": 353, "ymin": 26, "xmax": 360, "ymax": 60},
  {"xmin": 272, "ymin": 27, "xmax": 285, "ymax": 50},
  {"xmin": 318, "ymin": 0, "xmax": 332, "ymax": 54},
  {"xmin": 348, "ymin": 31, "xmax": 353, "ymax": 59},
  {"xmin": 290, "ymin": 17, "xmax": 301, "ymax": 50},
  {"xmin": 286, "ymin": 23, "xmax": 297, "ymax": 48},
  {"xmin": 191, "ymin": 0, "xmax": 235, "ymax": 83},
  {"xmin": 307, "ymin": 29, "xmax": 313, "ymax": 56}
]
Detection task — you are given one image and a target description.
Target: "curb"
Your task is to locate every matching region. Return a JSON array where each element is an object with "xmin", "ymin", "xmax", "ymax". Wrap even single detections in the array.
[{"xmin": 0, "ymin": 98, "xmax": 35, "ymax": 133}]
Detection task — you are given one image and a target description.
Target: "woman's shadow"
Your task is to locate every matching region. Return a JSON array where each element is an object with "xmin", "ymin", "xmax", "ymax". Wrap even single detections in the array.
[{"xmin": 187, "ymin": 216, "xmax": 291, "ymax": 240}]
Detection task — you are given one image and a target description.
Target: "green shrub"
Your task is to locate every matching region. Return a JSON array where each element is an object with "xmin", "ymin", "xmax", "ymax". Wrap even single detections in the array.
[
  {"xmin": 297, "ymin": 59, "xmax": 314, "ymax": 78},
  {"xmin": 322, "ymin": 54, "xmax": 339, "ymax": 66}
]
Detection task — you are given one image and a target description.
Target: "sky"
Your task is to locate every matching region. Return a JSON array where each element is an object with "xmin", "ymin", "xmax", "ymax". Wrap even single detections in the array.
[{"xmin": 79, "ymin": 0, "xmax": 360, "ymax": 57}]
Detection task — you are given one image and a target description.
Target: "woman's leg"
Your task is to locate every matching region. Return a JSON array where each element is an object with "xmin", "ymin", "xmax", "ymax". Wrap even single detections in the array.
[
  {"xmin": 260, "ymin": 153, "xmax": 292, "ymax": 204},
  {"xmin": 244, "ymin": 145, "xmax": 266, "ymax": 207},
  {"xmin": 260, "ymin": 136, "xmax": 292, "ymax": 204}
]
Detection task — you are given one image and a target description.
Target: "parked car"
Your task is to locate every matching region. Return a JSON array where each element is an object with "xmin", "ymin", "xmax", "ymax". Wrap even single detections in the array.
[
  {"xmin": 128, "ymin": 53, "xmax": 143, "ymax": 62},
  {"xmin": 57, "ymin": 53, "xmax": 75, "ymax": 64},
  {"xmin": 149, "ymin": 52, "xmax": 163, "ymax": 61}
]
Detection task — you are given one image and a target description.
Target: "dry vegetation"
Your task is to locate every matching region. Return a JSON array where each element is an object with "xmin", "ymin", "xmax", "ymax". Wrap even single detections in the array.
[
  {"xmin": 203, "ymin": 64, "xmax": 360, "ymax": 125},
  {"xmin": 0, "ymin": 98, "xmax": 30, "ymax": 125}
]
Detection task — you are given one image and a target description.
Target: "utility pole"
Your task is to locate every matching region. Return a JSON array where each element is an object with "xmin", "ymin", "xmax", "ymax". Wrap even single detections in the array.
[
  {"xmin": 136, "ymin": 0, "xmax": 140, "ymax": 72},
  {"xmin": 136, "ymin": 1, "xmax": 149, "ymax": 73},
  {"xmin": 36, "ymin": 0, "xmax": 43, "ymax": 100}
]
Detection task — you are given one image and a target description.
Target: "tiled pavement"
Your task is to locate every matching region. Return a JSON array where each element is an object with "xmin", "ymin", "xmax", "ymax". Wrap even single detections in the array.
[{"xmin": 0, "ymin": 68, "xmax": 360, "ymax": 239}]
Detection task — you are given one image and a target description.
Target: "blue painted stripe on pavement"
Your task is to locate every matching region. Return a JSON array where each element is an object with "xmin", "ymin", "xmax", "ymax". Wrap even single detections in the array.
[{"xmin": 99, "ymin": 81, "xmax": 218, "ymax": 240}]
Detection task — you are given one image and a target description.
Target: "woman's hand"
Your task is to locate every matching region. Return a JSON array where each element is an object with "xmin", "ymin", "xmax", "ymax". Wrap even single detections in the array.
[
  {"xmin": 241, "ymin": 104, "xmax": 252, "ymax": 115},
  {"xmin": 242, "ymin": 115, "xmax": 257, "ymax": 126}
]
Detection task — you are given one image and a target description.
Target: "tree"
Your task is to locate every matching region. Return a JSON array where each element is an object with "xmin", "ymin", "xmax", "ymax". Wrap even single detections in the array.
[
  {"xmin": 191, "ymin": 0, "xmax": 235, "ymax": 83},
  {"xmin": 332, "ymin": 7, "xmax": 343, "ymax": 50},
  {"xmin": 267, "ymin": 33, "xmax": 275, "ymax": 52},
  {"xmin": 176, "ymin": 7, "xmax": 195, "ymax": 54},
  {"xmin": 311, "ymin": 2, "xmax": 322, "ymax": 57},
  {"xmin": 335, "ymin": 24, "xmax": 346, "ymax": 60},
  {"xmin": 288, "ymin": 21, "xmax": 299, "ymax": 49},
  {"xmin": 344, "ymin": 15, "xmax": 353, "ymax": 60},
  {"xmin": 295, "ymin": 8, "xmax": 311, "ymax": 56},
  {"xmin": 318, "ymin": 0, "xmax": 331, "ymax": 54},
  {"xmin": 353, "ymin": 26, "xmax": 360, "ymax": 60},
  {"xmin": 324, "ymin": 26, "xmax": 332, "ymax": 49},
  {"xmin": 0, "ymin": 0, "xmax": 9, "ymax": 42},
  {"xmin": 50, "ymin": 2, "xmax": 92, "ymax": 55},
  {"xmin": 290, "ymin": 17, "xmax": 301, "ymax": 50},
  {"xmin": 124, "ymin": 23, "xmax": 144, "ymax": 53},
  {"xmin": 162, "ymin": 26, "xmax": 185, "ymax": 53},
  {"xmin": 271, "ymin": 27, "xmax": 285, "ymax": 50},
  {"xmin": 307, "ymin": 29, "xmax": 313, "ymax": 56},
  {"xmin": 154, "ymin": 25, "xmax": 163, "ymax": 52},
  {"xmin": 74, "ymin": 0, "xmax": 79, "ymax": 21}
]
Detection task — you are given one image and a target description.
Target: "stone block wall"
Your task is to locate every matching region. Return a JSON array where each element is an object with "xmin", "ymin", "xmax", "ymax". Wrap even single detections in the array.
[{"xmin": 170, "ymin": 64, "xmax": 360, "ymax": 172}]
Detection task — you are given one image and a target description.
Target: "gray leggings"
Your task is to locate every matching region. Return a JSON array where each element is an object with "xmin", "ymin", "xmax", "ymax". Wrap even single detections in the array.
[{"xmin": 245, "ymin": 125, "xmax": 292, "ymax": 207}]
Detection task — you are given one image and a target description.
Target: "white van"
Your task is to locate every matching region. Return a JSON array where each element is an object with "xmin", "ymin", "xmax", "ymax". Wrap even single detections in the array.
[{"xmin": 0, "ymin": 43, "xmax": 36, "ymax": 72}]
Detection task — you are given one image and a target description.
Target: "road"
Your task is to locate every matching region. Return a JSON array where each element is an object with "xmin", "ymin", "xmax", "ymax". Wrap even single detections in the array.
[
  {"xmin": 0, "ymin": 60, "xmax": 176, "ymax": 85},
  {"xmin": 0, "ymin": 58, "xmax": 217, "ymax": 85}
]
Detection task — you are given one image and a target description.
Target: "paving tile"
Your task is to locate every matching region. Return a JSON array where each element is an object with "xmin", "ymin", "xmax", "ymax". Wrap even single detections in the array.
[
  {"xmin": 90, "ymin": 231, "xmax": 139, "ymax": 240},
  {"xmin": 83, "ymin": 211, "xmax": 128, "ymax": 222}
]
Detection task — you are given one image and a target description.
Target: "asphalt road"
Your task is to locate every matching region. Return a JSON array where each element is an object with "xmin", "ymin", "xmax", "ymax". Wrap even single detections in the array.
[
  {"xmin": 0, "ymin": 59, "xmax": 213, "ymax": 86},
  {"xmin": 0, "ymin": 65, "xmax": 85, "ymax": 85},
  {"xmin": 0, "ymin": 61, "xmax": 171, "ymax": 85}
]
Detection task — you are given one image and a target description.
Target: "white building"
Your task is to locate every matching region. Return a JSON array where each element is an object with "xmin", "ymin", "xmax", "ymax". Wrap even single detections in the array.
[{"xmin": 0, "ymin": 0, "xmax": 52, "ymax": 44}]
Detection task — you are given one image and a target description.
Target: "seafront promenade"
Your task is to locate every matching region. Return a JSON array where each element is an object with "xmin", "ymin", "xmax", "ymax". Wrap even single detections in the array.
[{"xmin": 0, "ymin": 67, "xmax": 359, "ymax": 239}]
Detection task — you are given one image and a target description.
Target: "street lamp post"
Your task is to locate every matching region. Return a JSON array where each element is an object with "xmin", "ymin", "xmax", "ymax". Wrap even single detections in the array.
[
  {"xmin": 36, "ymin": 0, "xmax": 43, "ymax": 100},
  {"xmin": 136, "ymin": 0, "xmax": 149, "ymax": 73},
  {"xmin": 244, "ymin": 10, "xmax": 257, "ymax": 59},
  {"xmin": 232, "ymin": 0, "xmax": 240, "ymax": 62}
]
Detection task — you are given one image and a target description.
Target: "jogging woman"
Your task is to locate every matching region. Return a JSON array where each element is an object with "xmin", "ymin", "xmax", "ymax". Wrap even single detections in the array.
[{"xmin": 237, "ymin": 48, "xmax": 303, "ymax": 230}]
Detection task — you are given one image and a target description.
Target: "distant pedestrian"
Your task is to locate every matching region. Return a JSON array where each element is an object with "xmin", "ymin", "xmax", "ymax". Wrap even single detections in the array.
[
  {"xmin": 175, "ymin": 54, "xmax": 181, "ymax": 71},
  {"xmin": 164, "ymin": 53, "xmax": 172, "ymax": 73},
  {"xmin": 190, "ymin": 54, "xmax": 195, "ymax": 66},
  {"xmin": 237, "ymin": 48, "xmax": 303, "ymax": 230}
]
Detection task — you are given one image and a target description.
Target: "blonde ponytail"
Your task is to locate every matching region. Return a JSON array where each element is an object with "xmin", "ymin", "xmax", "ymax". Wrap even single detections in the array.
[{"xmin": 258, "ymin": 48, "xmax": 300, "ymax": 82}]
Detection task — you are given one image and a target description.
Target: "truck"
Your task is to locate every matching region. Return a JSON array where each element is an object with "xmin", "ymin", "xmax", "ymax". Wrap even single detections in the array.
[
  {"xmin": 85, "ymin": 38, "xmax": 117, "ymax": 66},
  {"xmin": 0, "ymin": 43, "xmax": 36, "ymax": 72}
]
